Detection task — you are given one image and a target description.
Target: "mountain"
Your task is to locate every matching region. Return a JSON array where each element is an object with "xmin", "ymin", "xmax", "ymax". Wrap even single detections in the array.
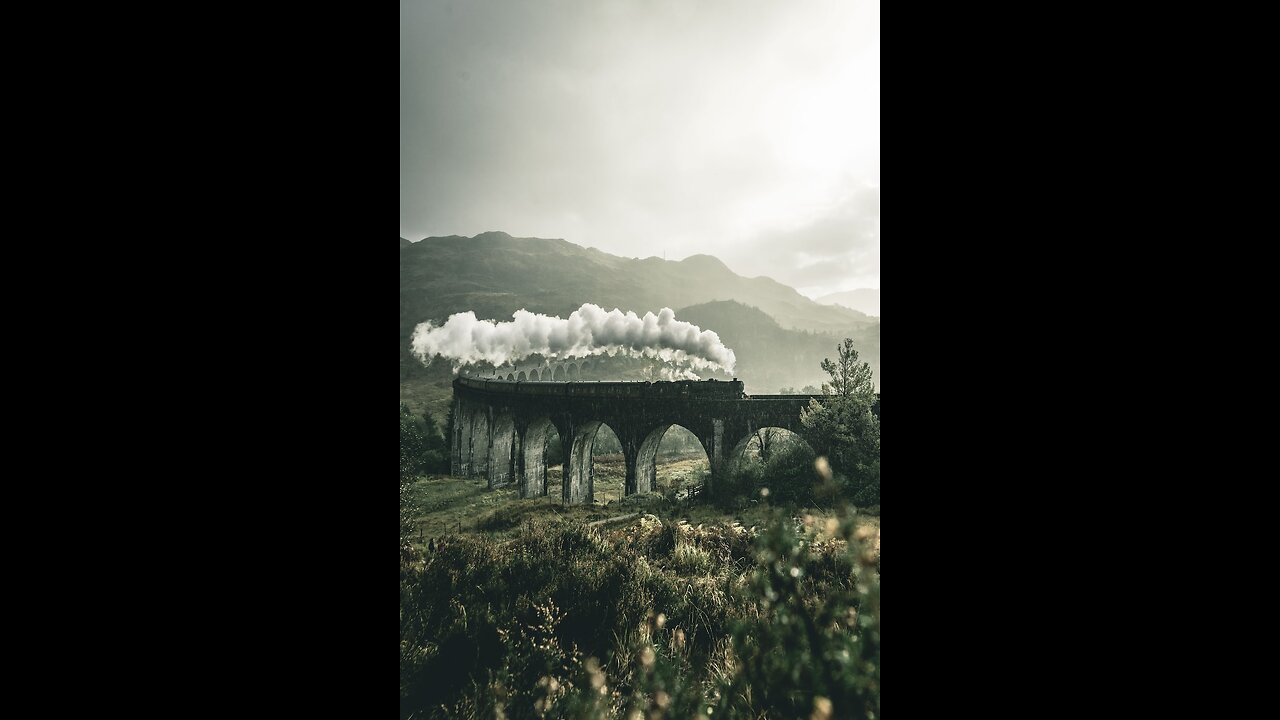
[
  {"xmin": 400, "ymin": 231, "xmax": 873, "ymax": 339},
  {"xmin": 400, "ymin": 232, "xmax": 880, "ymax": 418},
  {"xmin": 676, "ymin": 300, "xmax": 879, "ymax": 395},
  {"xmin": 815, "ymin": 288, "xmax": 879, "ymax": 317}
]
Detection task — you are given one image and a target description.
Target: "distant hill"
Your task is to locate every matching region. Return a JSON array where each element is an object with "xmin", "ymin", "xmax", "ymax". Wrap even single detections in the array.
[
  {"xmin": 676, "ymin": 300, "xmax": 879, "ymax": 394},
  {"xmin": 399, "ymin": 231, "xmax": 873, "ymax": 340},
  {"xmin": 815, "ymin": 288, "xmax": 879, "ymax": 317},
  {"xmin": 400, "ymin": 232, "xmax": 880, "ymax": 418}
]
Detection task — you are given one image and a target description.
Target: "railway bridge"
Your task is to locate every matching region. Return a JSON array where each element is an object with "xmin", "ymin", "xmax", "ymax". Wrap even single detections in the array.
[{"xmin": 450, "ymin": 377, "xmax": 880, "ymax": 504}]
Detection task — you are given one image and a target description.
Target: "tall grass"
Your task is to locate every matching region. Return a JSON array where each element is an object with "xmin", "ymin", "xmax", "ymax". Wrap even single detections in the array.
[{"xmin": 400, "ymin": 508, "xmax": 879, "ymax": 719}]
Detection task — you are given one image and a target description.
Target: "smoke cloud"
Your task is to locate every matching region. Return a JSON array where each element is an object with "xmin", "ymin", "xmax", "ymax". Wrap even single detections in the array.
[{"xmin": 411, "ymin": 303, "xmax": 737, "ymax": 377}]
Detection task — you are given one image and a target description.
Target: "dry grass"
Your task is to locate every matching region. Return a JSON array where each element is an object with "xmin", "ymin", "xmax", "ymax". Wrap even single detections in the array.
[{"xmin": 405, "ymin": 456, "xmax": 879, "ymax": 556}]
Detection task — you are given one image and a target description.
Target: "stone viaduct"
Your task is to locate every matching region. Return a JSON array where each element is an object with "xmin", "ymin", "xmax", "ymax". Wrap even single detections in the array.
[{"xmin": 450, "ymin": 376, "xmax": 880, "ymax": 504}]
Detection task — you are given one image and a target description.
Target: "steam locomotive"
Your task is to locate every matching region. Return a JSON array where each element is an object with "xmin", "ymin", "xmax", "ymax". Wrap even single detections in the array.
[{"xmin": 454, "ymin": 376, "xmax": 746, "ymax": 399}]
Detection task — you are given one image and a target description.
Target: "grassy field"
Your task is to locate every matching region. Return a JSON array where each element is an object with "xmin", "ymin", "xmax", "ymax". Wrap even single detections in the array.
[
  {"xmin": 400, "ymin": 454, "xmax": 881, "ymax": 718},
  {"xmin": 404, "ymin": 454, "xmax": 705, "ymax": 541},
  {"xmin": 403, "ymin": 454, "xmax": 879, "ymax": 553}
]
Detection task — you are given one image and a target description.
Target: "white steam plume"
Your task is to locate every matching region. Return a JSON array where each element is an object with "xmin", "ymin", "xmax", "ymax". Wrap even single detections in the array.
[{"xmin": 411, "ymin": 303, "xmax": 736, "ymax": 376}]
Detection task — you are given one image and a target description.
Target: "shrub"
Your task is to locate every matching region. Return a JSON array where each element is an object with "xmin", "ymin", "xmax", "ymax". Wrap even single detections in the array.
[
  {"xmin": 715, "ymin": 508, "xmax": 880, "ymax": 719},
  {"xmin": 760, "ymin": 442, "xmax": 820, "ymax": 505},
  {"xmin": 670, "ymin": 541, "xmax": 713, "ymax": 576},
  {"xmin": 400, "ymin": 403, "xmax": 449, "ymax": 479},
  {"xmin": 716, "ymin": 441, "xmax": 819, "ymax": 507}
]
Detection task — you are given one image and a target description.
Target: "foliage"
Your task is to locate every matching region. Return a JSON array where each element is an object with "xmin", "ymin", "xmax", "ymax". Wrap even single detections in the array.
[
  {"xmin": 401, "ymin": 403, "xmax": 449, "ymax": 479},
  {"xmin": 400, "ymin": 475, "xmax": 417, "ymax": 547},
  {"xmin": 656, "ymin": 425, "xmax": 705, "ymax": 458},
  {"xmin": 816, "ymin": 338, "xmax": 877, "ymax": 404},
  {"xmin": 402, "ymin": 403, "xmax": 451, "ymax": 545},
  {"xmin": 716, "ymin": 510, "xmax": 880, "ymax": 718},
  {"xmin": 399, "ymin": 508, "xmax": 879, "ymax": 719},
  {"xmin": 592, "ymin": 426, "xmax": 623, "ymax": 455},
  {"xmin": 801, "ymin": 340, "xmax": 881, "ymax": 505},
  {"xmin": 545, "ymin": 434, "xmax": 564, "ymax": 468},
  {"xmin": 753, "ymin": 428, "xmax": 778, "ymax": 463},
  {"xmin": 718, "ymin": 441, "xmax": 820, "ymax": 507}
]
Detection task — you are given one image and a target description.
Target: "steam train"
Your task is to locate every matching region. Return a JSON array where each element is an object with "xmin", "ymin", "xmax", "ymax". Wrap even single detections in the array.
[{"xmin": 454, "ymin": 376, "xmax": 746, "ymax": 399}]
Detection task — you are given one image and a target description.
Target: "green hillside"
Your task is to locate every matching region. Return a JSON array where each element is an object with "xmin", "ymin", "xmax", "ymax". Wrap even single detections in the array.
[{"xmin": 400, "ymin": 232, "xmax": 880, "ymax": 419}]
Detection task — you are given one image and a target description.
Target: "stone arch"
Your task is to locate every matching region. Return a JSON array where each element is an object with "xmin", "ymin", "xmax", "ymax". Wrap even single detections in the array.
[
  {"xmin": 568, "ymin": 363, "xmax": 579, "ymax": 380},
  {"xmin": 636, "ymin": 424, "xmax": 711, "ymax": 496},
  {"xmin": 553, "ymin": 365, "xmax": 564, "ymax": 381},
  {"xmin": 521, "ymin": 417, "xmax": 560, "ymax": 498},
  {"xmin": 488, "ymin": 410, "xmax": 517, "ymax": 488},
  {"xmin": 567, "ymin": 420, "xmax": 618, "ymax": 504},
  {"xmin": 579, "ymin": 359, "xmax": 592, "ymax": 379},
  {"xmin": 517, "ymin": 371, "xmax": 527, "ymax": 381},
  {"xmin": 530, "ymin": 369, "xmax": 540, "ymax": 381},
  {"xmin": 468, "ymin": 407, "xmax": 491, "ymax": 478},
  {"xmin": 730, "ymin": 427, "xmax": 815, "ymax": 468},
  {"xmin": 507, "ymin": 373, "xmax": 515, "ymax": 381}
]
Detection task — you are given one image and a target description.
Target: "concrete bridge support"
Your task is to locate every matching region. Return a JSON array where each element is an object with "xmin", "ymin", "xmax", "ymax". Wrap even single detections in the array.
[
  {"xmin": 519, "ymin": 418, "xmax": 556, "ymax": 498},
  {"xmin": 447, "ymin": 378, "xmax": 877, "ymax": 507}
]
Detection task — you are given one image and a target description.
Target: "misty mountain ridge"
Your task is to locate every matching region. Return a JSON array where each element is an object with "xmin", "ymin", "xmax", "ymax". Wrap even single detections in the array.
[
  {"xmin": 400, "ymin": 231, "xmax": 872, "ymax": 335},
  {"xmin": 816, "ymin": 288, "xmax": 879, "ymax": 317},
  {"xmin": 676, "ymin": 300, "xmax": 879, "ymax": 395}
]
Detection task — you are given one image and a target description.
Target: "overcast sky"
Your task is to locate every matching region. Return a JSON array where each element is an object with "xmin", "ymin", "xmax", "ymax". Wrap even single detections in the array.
[{"xmin": 400, "ymin": 0, "xmax": 879, "ymax": 299}]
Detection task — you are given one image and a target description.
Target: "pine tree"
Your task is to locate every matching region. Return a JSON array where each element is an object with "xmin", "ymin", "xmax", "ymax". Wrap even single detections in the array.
[{"xmin": 801, "ymin": 340, "xmax": 880, "ymax": 504}]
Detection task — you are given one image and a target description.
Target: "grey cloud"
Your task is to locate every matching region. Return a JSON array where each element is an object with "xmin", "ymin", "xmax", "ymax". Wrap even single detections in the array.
[
  {"xmin": 401, "ymin": 0, "xmax": 879, "ymax": 291},
  {"xmin": 729, "ymin": 184, "xmax": 880, "ymax": 294}
]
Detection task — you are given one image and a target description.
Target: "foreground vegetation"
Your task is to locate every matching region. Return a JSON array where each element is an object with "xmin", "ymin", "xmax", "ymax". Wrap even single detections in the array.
[
  {"xmin": 400, "ymin": 339, "xmax": 882, "ymax": 718},
  {"xmin": 401, "ymin": 500, "xmax": 879, "ymax": 719}
]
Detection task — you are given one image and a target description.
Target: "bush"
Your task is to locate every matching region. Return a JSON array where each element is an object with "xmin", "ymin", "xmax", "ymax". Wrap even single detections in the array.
[
  {"xmin": 716, "ymin": 441, "xmax": 819, "ymax": 506},
  {"xmin": 711, "ymin": 459, "xmax": 763, "ymax": 504},
  {"xmin": 844, "ymin": 458, "xmax": 880, "ymax": 507},
  {"xmin": 400, "ymin": 403, "xmax": 449, "ymax": 478},
  {"xmin": 760, "ymin": 442, "xmax": 821, "ymax": 505},
  {"xmin": 716, "ymin": 509, "xmax": 880, "ymax": 719},
  {"xmin": 670, "ymin": 541, "xmax": 713, "ymax": 576}
]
